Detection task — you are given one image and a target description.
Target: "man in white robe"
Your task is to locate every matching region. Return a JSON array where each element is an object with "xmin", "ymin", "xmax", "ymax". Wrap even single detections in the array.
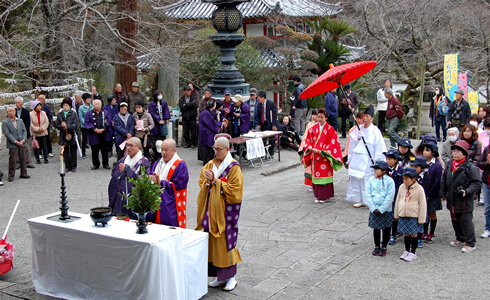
[{"xmin": 346, "ymin": 105, "xmax": 387, "ymax": 207}]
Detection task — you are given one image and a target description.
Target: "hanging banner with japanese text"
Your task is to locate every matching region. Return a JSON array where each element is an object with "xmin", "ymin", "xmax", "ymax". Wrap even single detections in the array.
[
  {"xmin": 458, "ymin": 72, "xmax": 468, "ymax": 101},
  {"xmin": 444, "ymin": 54, "xmax": 459, "ymax": 101},
  {"xmin": 468, "ymin": 92, "xmax": 479, "ymax": 115}
]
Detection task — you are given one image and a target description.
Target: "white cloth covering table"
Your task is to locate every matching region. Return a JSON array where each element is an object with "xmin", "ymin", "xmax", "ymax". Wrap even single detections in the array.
[{"xmin": 28, "ymin": 212, "xmax": 208, "ymax": 300}]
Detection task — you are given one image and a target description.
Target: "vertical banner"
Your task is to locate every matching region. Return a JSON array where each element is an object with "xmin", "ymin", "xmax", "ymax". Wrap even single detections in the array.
[
  {"xmin": 444, "ymin": 54, "xmax": 459, "ymax": 101},
  {"xmin": 468, "ymin": 92, "xmax": 479, "ymax": 115},
  {"xmin": 458, "ymin": 72, "xmax": 468, "ymax": 101}
]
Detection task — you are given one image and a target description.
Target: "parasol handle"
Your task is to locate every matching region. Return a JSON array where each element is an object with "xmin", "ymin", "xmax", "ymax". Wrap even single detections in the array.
[
  {"xmin": 338, "ymin": 84, "xmax": 375, "ymax": 166},
  {"xmin": 2, "ymin": 200, "xmax": 20, "ymax": 241}
]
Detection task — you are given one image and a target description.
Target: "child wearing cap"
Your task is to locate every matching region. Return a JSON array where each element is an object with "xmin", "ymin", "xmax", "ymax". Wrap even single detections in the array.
[
  {"xmin": 366, "ymin": 161, "xmax": 395, "ymax": 256},
  {"xmin": 394, "ymin": 167, "xmax": 427, "ymax": 262},
  {"xmin": 384, "ymin": 149, "xmax": 403, "ymax": 245},
  {"xmin": 397, "ymin": 138, "xmax": 415, "ymax": 168},
  {"xmin": 411, "ymin": 157, "xmax": 430, "ymax": 248},
  {"xmin": 421, "ymin": 142, "xmax": 443, "ymax": 243}
]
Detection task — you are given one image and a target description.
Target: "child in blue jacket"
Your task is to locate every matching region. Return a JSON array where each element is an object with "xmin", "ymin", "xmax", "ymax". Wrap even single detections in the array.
[{"xmin": 367, "ymin": 161, "xmax": 395, "ymax": 256}]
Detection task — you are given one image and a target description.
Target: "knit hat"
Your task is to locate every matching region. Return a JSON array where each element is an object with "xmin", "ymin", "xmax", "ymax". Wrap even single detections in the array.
[
  {"xmin": 61, "ymin": 98, "xmax": 72, "ymax": 108},
  {"xmin": 400, "ymin": 167, "xmax": 419, "ymax": 178},
  {"xmin": 31, "ymin": 100, "xmax": 41, "ymax": 110},
  {"xmin": 411, "ymin": 157, "xmax": 430, "ymax": 168},
  {"xmin": 451, "ymin": 140, "xmax": 470, "ymax": 156},
  {"xmin": 383, "ymin": 149, "xmax": 402, "ymax": 160},
  {"xmin": 364, "ymin": 104, "xmax": 374, "ymax": 117}
]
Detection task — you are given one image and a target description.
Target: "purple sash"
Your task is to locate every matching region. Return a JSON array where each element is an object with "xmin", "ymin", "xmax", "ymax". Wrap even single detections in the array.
[{"xmin": 201, "ymin": 161, "xmax": 241, "ymax": 251}]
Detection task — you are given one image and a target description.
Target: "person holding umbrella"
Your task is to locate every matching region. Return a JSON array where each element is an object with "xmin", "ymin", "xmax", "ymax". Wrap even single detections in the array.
[{"xmin": 346, "ymin": 105, "xmax": 387, "ymax": 208}]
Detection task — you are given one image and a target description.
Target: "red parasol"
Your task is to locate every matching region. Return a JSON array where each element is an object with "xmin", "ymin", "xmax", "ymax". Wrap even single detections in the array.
[{"xmin": 300, "ymin": 61, "xmax": 377, "ymax": 99}]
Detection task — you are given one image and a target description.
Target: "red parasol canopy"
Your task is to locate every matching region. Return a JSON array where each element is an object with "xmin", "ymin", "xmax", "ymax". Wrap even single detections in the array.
[{"xmin": 300, "ymin": 61, "xmax": 377, "ymax": 99}]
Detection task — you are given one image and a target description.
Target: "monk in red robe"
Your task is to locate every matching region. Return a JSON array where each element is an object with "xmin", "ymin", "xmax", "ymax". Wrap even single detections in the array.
[{"xmin": 302, "ymin": 108, "xmax": 343, "ymax": 203}]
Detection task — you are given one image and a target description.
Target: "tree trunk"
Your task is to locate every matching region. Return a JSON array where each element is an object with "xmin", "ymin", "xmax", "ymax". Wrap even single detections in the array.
[{"xmin": 116, "ymin": 0, "xmax": 137, "ymax": 95}]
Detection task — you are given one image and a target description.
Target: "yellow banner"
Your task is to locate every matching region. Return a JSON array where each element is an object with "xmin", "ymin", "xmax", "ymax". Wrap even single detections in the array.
[
  {"xmin": 444, "ymin": 54, "xmax": 459, "ymax": 101},
  {"xmin": 468, "ymin": 92, "xmax": 479, "ymax": 115}
]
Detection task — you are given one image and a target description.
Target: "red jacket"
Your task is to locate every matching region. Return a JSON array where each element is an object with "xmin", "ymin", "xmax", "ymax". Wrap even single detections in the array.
[{"xmin": 386, "ymin": 95, "xmax": 402, "ymax": 120}]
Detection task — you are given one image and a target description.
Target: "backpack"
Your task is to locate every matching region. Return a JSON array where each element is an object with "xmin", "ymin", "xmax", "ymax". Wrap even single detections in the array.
[{"xmin": 437, "ymin": 96, "xmax": 449, "ymax": 116}]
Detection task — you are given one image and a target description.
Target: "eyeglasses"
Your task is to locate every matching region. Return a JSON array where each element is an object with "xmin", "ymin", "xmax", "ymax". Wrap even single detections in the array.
[
  {"xmin": 212, "ymin": 147, "xmax": 226, "ymax": 152},
  {"xmin": 126, "ymin": 144, "xmax": 138, "ymax": 148}
]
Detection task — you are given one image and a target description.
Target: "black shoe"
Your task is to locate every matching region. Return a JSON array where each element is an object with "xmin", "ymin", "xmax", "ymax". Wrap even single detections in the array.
[
  {"xmin": 92, "ymin": 166, "xmax": 99, "ymax": 170},
  {"xmin": 8, "ymin": 178, "xmax": 14, "ymax": 182},
  {"xmin": 477, "ymin": 202, "xmax": 485, "ymax": 207},
  {"xmin": 103, "ymin": 165, "xmax": 110, "ymax": 170},
  {"xmin": 191, "ymin": 144, "xmax": 196, "ymax": 149},
  {"xmin": 44, "ymin": 160, "xmax": 49, "ymax": 164},
  {"xmin": 341, "ymin": 134, "xmax": 347, "ymax": 138},
  {"xmin": 372, "ymin": 246, "xmax": 380, "ymax": 256},
  {"xmin": 15, "ymin": 166, "xmax": 20, "ymax": 170},
  {"xmin": 85, "ymin": 145, "xmax": 90, "ymax": 149},
  {"xmin": 184, "ymin": 144, "xmax": 191, "ymax": 148},
  {"xmin": 19, "ymin": 175, "xmax": 31, "ymax": 179},
  {"xmin": 27, "ymin": 164, "xmax": 35, "ymax": 168},
  {"xmin": 379, "ymin": 247, "xmax": 387, "ymax": 256},
  {"xmin": 36, "ymin": 160, "xmax": 42, "ymax": 165}
]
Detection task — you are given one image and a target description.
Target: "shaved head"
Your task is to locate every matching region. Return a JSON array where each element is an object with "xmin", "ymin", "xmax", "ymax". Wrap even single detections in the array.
[
  {"xmin": 215, "ymin": 137, "xmax": 230, "ymax": 148},
  {"xmin": 128, "ymin": 137, "xmax": 141, "ymax": 147},
  {"xmin": 163, "ymin": 138, "xmax": 177, "ymax": 150}
]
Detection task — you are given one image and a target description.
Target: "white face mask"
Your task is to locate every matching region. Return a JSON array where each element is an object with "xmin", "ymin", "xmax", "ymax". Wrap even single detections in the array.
[
  {"xmin": 448, "ymin": 136, "xmax": 457, "ymax": 142},
  {"xmin": 157, "ymin": 95, "xmax": 163, "ymax": 100},
  {"xmin": 470, "ymin": 121, "xmax": 478, "ymax": 127},
  {"xmin": 485, "ymin": 129, "xmax": 490, "ymax": 135},
  {"xmin": 435, "ymin": 90, "xmax": 440, "ymax": 95}
]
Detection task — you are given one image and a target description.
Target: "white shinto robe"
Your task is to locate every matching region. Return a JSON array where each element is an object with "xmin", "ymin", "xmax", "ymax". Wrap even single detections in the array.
[{"xmin": 346, "ymin": 123, "xmax": 387, "ymax": 205}]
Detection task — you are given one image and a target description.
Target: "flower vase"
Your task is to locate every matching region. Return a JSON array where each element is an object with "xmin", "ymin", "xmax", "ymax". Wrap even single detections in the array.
[{"xmin": 136, "ymin": 212, "xmax": 149, "ymax": 234}]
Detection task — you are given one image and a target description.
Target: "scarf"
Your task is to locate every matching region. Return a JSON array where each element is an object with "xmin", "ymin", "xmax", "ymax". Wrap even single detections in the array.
[
  {"xmin": 452, "ymin": 157, "xmax": 466, "ymax": 174},
  {"xmin": 154, "ymin": 153, "xmax": 180, "ymax": 180},
  {"xmin": 435, "ymin": 95, "xmax": 441, "ymax": 116},
  {"xmin": 36, "ymin": 111, "xmax": 41, "ymax": 127},
  {"xmin": 157, "ymin": 101, "xmax": 163, "ymax": 120},
  {"xmin": 118, "ymin": 112, "xmax": 129, "ymax": 127},
  {"xmin": 123, "ymin": 150, "xmax": 143, "ymax": 170},
  {"xmin": 404, "ymin": 182, "xmax": 415, "ymax": 202},
  {"xmin": 212, "ymin": 151, "xmax": 234, "ymax": 179}
]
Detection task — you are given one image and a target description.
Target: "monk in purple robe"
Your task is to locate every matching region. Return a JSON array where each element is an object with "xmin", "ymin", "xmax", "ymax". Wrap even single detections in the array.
[
  {"xmin": 230, "ymin": 94, "xmax": 250, "ymax": 138},
  {"xmin": 84, "ymin": 99, "xmax": 113, "ymax": 169},
  {"xmin": 196, "ymin": 137, "xmax": 243, "ymax": 292},
  {"xmin": 198, "ymin": 99, "xmax": 228, "ymax": 165},
  {"xmin": 108, "ymin": 137, "xmax": 151, "ymax": 218},
  {"xmin": 149, "ymin": 139, "xmax": 189, "ymax": 228}
]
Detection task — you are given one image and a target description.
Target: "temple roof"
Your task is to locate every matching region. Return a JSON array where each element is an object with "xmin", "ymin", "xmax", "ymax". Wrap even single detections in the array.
[{"xmin": 154, "ymin": 0, "xmax": 341, "ymax": 20}]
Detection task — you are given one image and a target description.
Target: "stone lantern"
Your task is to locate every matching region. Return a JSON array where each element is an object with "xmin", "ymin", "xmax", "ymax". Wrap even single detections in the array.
[{"xmin": 204, "ymin": 0, "xmax": 250, "ymax": 97}]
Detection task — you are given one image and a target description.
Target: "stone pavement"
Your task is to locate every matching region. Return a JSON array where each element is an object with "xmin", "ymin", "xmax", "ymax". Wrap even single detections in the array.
[{"xmin": 0, "ymin": 137, "xmax": 489, "ymax": 299}]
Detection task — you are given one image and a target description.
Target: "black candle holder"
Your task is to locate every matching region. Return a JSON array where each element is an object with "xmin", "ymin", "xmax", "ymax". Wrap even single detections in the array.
[{"xmin": 47, "ymin": 172, "xmax": 80, "ymax": 223}]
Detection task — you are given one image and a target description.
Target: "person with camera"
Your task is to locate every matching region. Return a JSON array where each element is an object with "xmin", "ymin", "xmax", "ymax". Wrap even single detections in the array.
[{"xmin": 440, "ymin": 140, "xmax": 482, "ymax": 253}]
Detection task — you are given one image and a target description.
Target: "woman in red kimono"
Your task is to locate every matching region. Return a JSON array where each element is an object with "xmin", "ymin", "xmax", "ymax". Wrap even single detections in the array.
[{"xmin": 302, "ymin": 108, "xmax": 343, "ymax": 203}]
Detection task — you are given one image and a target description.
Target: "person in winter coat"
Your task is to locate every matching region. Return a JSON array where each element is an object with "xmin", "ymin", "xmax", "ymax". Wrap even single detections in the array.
[
  {"xmin": 440, "ymin": 140, "xmax": 482, "ymax": 253},
  {"xmin": 104, "ymin": 94, "xmax": 118, "ymax": 158},
  {"xmin": 198, "ymin": 99, "xmax": 227, "ymax": 165},
  {"xmin": 133, "ymin": 101, "xmax": 154, "ymax": 159},
  {"xmin": 366, "ymin": 161, "xmax": 395, "ymax": 257},
  {"xmin": 475, "ymin": 140, "xmax": 490, "ymax": 238},
  {"xmin": 447, "ymin": 88, "xmax": 471, "ymax": 130},
  {"xmin": 29, "ymin": 100, "xmax": 50, "ymax": 164},
  {"xmin": 279, "ymin": 115, "xmax": 301, "ymax": 151},
  {"xmin": 148, "ymin": 90, "xmax": 171, "ymax": 157},
  {"xmin": 441, "ymin": 127, "xmax": 459, "ymax": 167},
  {"xmin": 113, "ymin": 102, "xmax": 135, "ymax": 161},
  {"xmin": 179, "ymin": 86, "xmax": 198, "ymax": 148},
  {"xmin": 459, "ymin": 124, "xmax": 482, "ymax": 166},
  {"xmin": 55, "ymin": 98, "xmax": 79, "ymax": 172},
  {"xmin": 229, "ymin": 94, "xmax": 250, "ymax": 138},
  {"xmin": 429, "ymin": 85, "xmax": 450, "ymax": 142}
]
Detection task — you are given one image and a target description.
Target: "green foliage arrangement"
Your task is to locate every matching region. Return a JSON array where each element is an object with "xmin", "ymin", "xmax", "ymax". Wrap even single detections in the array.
[{"xmin": 123, "ymin": 167, "xmax": 162, "ymax": 214}]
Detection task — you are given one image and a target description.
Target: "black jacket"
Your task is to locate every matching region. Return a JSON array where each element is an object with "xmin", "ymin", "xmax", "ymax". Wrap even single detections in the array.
[
  {"xmin": 55, "ymin": 110, "xmax": 79, "ymax": 145},
  {"xmin": 447, "ymin": 99, "xmax": 471, "ymax": 126},
  {"xmin": 254, "ymin": 99, "xmax": 279, "ymax": 130},
  {"xmin": 179, "ymin": 94, "xmax": 198, "ymax": 120},
  {"xmin": 440, "ymin": 158, "xmax": 482, "ymax": 213},
  {"xmin": 476, "ymin": 146, "xmax": 490, "ymax": 185},
  {"xmin": 278, "ymin": 122, "xmax": 298, "ymax": 142},
  {"xmin": 17, "ymin": 107, "xmax": 31, "ymax": 139}
]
